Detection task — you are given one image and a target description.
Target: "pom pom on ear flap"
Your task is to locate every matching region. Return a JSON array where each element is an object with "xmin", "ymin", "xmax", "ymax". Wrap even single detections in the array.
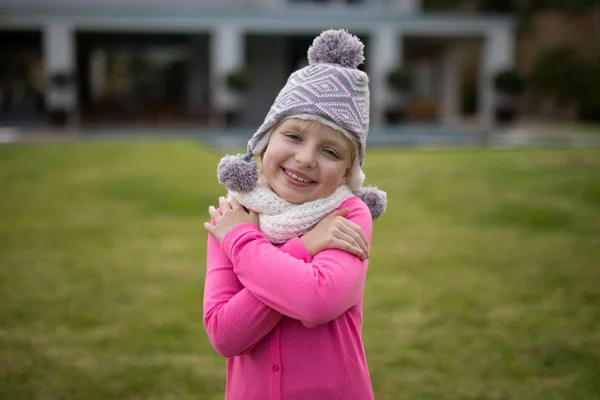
[
  {"xmin": 356, "ymin": 186, "xmax": 387, "ymax": 220},
  {"xmin": 217, "ymin": 152, "xmax": 258, "ymax": 193}
]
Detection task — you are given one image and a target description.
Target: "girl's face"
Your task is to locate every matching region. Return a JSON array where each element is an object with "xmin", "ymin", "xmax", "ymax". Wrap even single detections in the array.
[{"xmin": 261, "ymin": 118, "xmax": 354, "ymax": 204}]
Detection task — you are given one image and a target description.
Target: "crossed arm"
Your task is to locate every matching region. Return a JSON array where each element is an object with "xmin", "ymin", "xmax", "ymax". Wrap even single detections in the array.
[
  {"xmin": 203, "ymin": 197, "xmax": 372, "ymax": 358},
  {"xmin": 203, "ymin": 235, "xmax": 306, "ymax": 357}
]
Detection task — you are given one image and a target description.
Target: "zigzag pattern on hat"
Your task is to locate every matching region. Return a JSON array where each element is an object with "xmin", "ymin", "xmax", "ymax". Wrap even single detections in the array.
[{"xmin": 248, "ymin": 63, "xmax": 370, "ymax": 164}]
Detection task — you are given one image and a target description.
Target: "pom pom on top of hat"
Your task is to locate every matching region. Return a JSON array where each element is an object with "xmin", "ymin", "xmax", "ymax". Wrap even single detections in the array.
[{"xmin": 307, "ymin": 29, "xmax": 365, "ymax": 69}]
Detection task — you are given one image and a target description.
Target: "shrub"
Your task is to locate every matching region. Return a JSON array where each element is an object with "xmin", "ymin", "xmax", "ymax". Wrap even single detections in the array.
[
  {"xmin": 386, "ymin": 67, "xmax": 412, "ymax": 92},
  {"xmin": 578, "ymin": 64, "xmax": 600, "ymax": 122},
  {"xmin": 225, "ymin": 69, "xmax": 249, "ymax": 93},
  {"xmin": 529, "ymin": 47, "xmax": 584, "ymax": 103},
  {"xmin": 493, "ymin": 69, "xmax": 526, "ymax": 95},
  {"xmin": 48, "ymin": 71, "xmax": 75, "ymax": 88}
]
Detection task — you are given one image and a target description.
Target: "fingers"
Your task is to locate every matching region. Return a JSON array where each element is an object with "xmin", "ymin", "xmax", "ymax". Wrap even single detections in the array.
[
  {"xmin": 230, "ymin": 198, "xmax": 254, "ymax": 217},
  {"xmin": 338, "ymin": 225, "xmax": 368, "ymax": 259},
  {"xmin": 208, "ymin": 205, "xmax": 220, "ymax": 221},
  {"xmin": 331, "ymin": 236, "xmax": 366, "ymax": 261},
  {"xmin": 218, "ymin": 196, "xmax": 231, "ymax": 211},
  {"xmin": 341, "ymin": 217, "xmax": 368, "ymax": 251},
  {"xmin": 229, "ymin": 197, "xmax": 242, "ymax": 209},
  {"xmin": 328, "ymin": 208, "xmax": 350, "ymax": 219},
  {"xmin": 203, "ymin": 221, "xmax": 214, "ymax": 233},
  {"xmin": 329, "ymin": 208, "xmax": 366, "ymax": 248},
  {"xmin": 339, "ymin": 220, "xmax": 369, "ymax": 258},
  {"xmin": 338, "ymin": 229, "xmax": 367, "ymax": 260}
]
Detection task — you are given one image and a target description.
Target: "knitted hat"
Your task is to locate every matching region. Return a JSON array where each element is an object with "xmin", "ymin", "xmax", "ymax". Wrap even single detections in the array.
[{"xmin": 217, "ymin": 29, "xmax": 386, "ymax": 219}]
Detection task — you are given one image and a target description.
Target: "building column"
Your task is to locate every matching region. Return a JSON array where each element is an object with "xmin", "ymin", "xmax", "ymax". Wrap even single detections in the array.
[
  {"xmin": 210, "ymin": 24, "xmax": 244, "ymax": 115},
  {"xmin": 253, "ymin": 0, "xmax": 283, "ymax": 9},
  {"xmin": 89, "ymin": 49, "xmax": 107, "ymax": 102},
  {"xmin": 43, "ymin": 21, "xmax": 77, "ymax": 112},
  {"xmin": 441, "ymin": 45, "xmax": 461, "ymax": 126},
  {"xmin": 414, "ymin": 59, "xmax": 435, "ymax": 100},
  {"xmin": 368, "ymin": 26, "xmax": 402, "ymax": 126},
  {"xmin": 390, "ymin": 0, "xmax": 420, "ymax": 14},
  {"xmin": 479, "ymin": 25, "xmax": 515, "ymax": 129}
]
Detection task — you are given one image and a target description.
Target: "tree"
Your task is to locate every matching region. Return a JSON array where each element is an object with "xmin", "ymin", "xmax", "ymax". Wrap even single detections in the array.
[
  {"xmin": 528, "ymin": 47, "xmax": 585, "ymax": 103},
  {"xmin": 578, "ymin": 58, "xmax": 600, "ymax": 121},
  {"xmin": 422, "ymin": 0, "xmax": 598, "ymax": 33},
  {"xmin": 423, "ymin": 0, "xmax": 597, "ymax": 13},
  {"xmin": 386, "ymin": 67, "xmax": 412, "ymax": 92}
]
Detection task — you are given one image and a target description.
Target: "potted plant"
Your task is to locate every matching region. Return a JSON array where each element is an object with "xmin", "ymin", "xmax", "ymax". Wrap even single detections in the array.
[
  {"xmin": 47, "ymin": 71, "xmax": 76, "ymax": 127},
  {"xmin": 224, "ymin": 69, "xmax": 250, "ymax": 126},
  {"xmin": 493, "ymin": 69, "xmax": 526, "ymax": 124},
  {"xmin": 385, "ymin": 66, "xmax": 412, "ymax": 123},
  {"xmin": 226, "ymin": 69, "xmax": 250, "ymax": 93}
]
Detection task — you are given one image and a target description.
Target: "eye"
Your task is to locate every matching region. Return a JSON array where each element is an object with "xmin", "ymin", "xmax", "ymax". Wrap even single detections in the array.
[
  {"xmin": 285, "ymin": 133, "xmax": 301, "ymax": 142},
  {"xmin": 323, "ymin": 148, "xmax": 341, "ymax": 159}
]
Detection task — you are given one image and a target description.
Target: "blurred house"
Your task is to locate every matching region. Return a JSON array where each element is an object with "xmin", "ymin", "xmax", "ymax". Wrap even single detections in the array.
[{"xmin": 0, "ymin": 0, "xmax": 514, "ymax": 128}]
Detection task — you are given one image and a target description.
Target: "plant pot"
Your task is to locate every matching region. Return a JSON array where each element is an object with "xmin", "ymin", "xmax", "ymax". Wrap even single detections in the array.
[
  {"xmin": 494, "ymin": 107, "xmax": 517, "ymax": 125},
  {"xmin": 49, "ymin": 109, "xmax": 69, "ymax": 127},
  {"xmin": 224, "ymin": 110, "xmax": 241, "ymax": 127},
  {"xmin": 385, "ymin": 109, "xmax": 407, "ymax": 124}
]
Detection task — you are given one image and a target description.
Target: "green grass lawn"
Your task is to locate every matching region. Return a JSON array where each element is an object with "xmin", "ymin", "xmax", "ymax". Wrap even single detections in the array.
[{"xmin": 1, "ymin": 141, "xmax": 599, "ymax": 400}]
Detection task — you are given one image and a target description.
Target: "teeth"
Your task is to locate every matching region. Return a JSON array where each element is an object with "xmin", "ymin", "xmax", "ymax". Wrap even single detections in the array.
[{"xmin": 285, "ymin": 169, "xmax": 311, "ymax": 183}]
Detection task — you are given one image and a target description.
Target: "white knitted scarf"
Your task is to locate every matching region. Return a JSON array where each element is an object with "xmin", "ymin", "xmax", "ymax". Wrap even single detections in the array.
[{"xmin": 229, "ymin": 184, "xmax": 353, "ymax": 244}]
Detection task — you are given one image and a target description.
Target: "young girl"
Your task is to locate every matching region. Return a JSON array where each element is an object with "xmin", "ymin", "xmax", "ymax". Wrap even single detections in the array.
[{"xmin": 203, "ymin": 29, "xmax": 387, "ymax": 400}]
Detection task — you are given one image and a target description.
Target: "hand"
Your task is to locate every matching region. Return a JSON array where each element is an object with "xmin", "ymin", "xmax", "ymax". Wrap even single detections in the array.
[
  {"xmin": 300, "ymin": 208, "xmax": 369, "ymax": 261},
  {"xmin": 204, "ymin": 197, "xmax": 259, "ymax": 243}
]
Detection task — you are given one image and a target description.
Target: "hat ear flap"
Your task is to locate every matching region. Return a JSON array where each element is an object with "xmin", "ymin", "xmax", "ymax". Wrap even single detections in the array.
[
  {"xmin": 346, "ymin": 159, "xmax": 365, "ymax": 192},
  {"xmin": 356, "ymin": 186, "xmax": 387, "ymax": 220},
  {"xmin": 217, "ymin": 152, "xmax": 258, "ymax": 193}
]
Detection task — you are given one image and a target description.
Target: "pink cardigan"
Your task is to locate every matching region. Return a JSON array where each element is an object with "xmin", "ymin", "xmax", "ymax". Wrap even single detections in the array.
[{"xmin": 203, "ymin": 196, "xmax": 374, "ymax": 400}]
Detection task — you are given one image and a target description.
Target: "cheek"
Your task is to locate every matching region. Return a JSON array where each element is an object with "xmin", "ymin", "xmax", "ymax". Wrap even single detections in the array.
[
  {"xmin": 261, "ymin": 150, "xmax": 280, "ymax": 175},
  {"xmin": 323, "ymin": 163, "xmax": 349, "ymax": 184}
]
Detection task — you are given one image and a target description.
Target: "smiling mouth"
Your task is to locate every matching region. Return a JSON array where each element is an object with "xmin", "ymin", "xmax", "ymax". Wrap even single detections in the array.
[{"xmin": 282, "ymin": 168, "xmax": 315, "ymax": 184}]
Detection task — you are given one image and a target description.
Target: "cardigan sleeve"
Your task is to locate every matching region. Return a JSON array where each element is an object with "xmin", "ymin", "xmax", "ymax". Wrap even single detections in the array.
[
  {"xmin": 203, "ymin": 219, "xmax": 312, "ymax": 358},
  {"xmin": 221, "ymin": 197, "xmax": 373, "ymax": 328}
]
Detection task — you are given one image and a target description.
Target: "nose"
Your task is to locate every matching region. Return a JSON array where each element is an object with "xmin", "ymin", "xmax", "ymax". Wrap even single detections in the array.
[{"xmin": 294, "ymin": 146, "xmax": 317, "ymax": 168}]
